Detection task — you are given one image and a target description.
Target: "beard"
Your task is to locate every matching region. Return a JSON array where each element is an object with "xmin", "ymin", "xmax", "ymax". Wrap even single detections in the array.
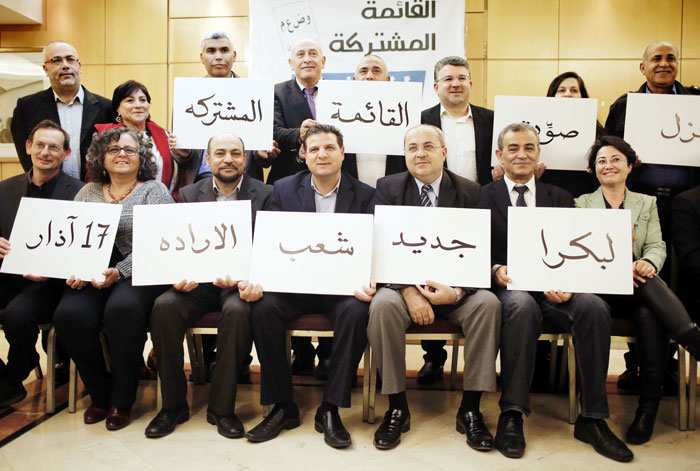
[{"xmin": 213, "ymin": 166, "xmax": 241, "ymax": 184}]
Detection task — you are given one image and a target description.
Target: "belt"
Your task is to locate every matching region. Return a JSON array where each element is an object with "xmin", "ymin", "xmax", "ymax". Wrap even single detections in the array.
[{"xmin": 654, "ymin": 187, "xmax": 672, "ymax": 197}]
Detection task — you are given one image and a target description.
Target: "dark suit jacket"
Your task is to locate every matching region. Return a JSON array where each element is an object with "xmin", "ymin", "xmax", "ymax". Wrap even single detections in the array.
[
  {"xmin": 247, "ymin": 78, "xmax": 311, "ymax": 184},
  {"xmin": 421, "ymin": 103, "xmax": 494, "ymax": 186},
  {"xmin": 479, "ymin": 179, "xmax": 573, "ymax": 267},
  {"xmin": 11, "ymin": 86, "xmax": 115, "ymax": 181},
  {"xmin": 0, "ymin": 171, "xmax": 84, "ymax": 241},
  {"xmin": 267, "ymin": 170, "xmax": 375, "ymax": 215},
  {"xmin": 673, "ymin": 186, "xmax": 700, "ymax": 291},
  {"xmin": 341, "ymin": 153, "xmax": 407, "ymax": 183},
  {"xmin": 178, "ymin": 175, "xmax": 272, "ymax": 226},
  {"xmin": 376, "ymin": 168, "xmax": 480, "ymax": 209}
]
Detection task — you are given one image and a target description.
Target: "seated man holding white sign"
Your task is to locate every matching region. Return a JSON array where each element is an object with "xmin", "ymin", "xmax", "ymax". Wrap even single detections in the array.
[
  {"xmin": 246, "ymin": 124, "xmax": 375, "ymax": 449},
  {"xmin": 576, "ymin": 135, "xmax": 700, "ymax": 445},
  {"xmin": 368, "ymin": 124, "xmax": 501, "ymax": 451},
  {"xmin": 479, "ymin": 123, "xmax": 632, "ymax": 462},
  {"xmin": 0, "ymin": 120, "xmax": 83, "ymax": 407},
  {"xmin": 145, "ymin": 132, "xmax": 272, "ymax": 439}
]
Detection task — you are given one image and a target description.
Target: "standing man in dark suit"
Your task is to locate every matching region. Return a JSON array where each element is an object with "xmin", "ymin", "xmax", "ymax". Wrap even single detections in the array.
[
  {"xmin": 0, "ymin": 120, "xmax": 83, "ymax": 406},
  {"xmin": 368, "ymin": 124, "xmax": 501, "ymax": 451},
  {"xmin": 245, "ymin": 124, "xmax": 375, "ymax": 449},
  {"xmin": 480, "ymin": 122, "xmax": 631, "ymax": 462},
  {"xmin": 341, "ymin": 54, "xmax": 407, "ymax": 187},
  {"xmin": 673, "ymin": 185, "xmax": 700, "ymax": 323},
  {"xmin": 417, "ymin": 55, "xmax": 495, "ymax": 384},
  {"xmin": 11, "ymin": 41, "xmax": 114, "ymax": 181},
  {"xmin": 144, "ymin": 132, "xmax": 271, "ymax": 439}
]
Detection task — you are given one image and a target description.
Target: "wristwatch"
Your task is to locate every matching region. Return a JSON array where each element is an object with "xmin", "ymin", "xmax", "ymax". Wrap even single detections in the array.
[{"xmin": 453, "ymin": 287, "xmax": 465, "ymax": 304}]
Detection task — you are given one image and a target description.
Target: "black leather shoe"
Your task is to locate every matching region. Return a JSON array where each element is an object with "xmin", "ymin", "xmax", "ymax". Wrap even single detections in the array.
[
  {"xmin": 625, "ymin": 408, "xmax": 656, "ymax": 445},
  {"xmin": 456, "ymin": 410, "xmax": 493, "ymax": 451},
  {"xmin": 494, "ymin": 412, "xmax": 526, "ymax": 458},
  {"xmin": 373, "ymin": 409, "xmax": 410, "ymax": 450},
  {"xmin": 314, "ymin": 407, "xmax": 351, "ymax": 448},
  {"xmin": 416, "ymin": 361, "xmax": 443, "ymax": 385},
  {"xmin": 315, "ymin": 357, "xmax": 331, "ymax": 381},
  {"xmin": 0, "ymin": 380, "xmax": 27, "ymax": 408},
  {"xmin": 245, "ymin": 403, "xmax": 301, "ymax": 442},
  {"xmin": 574, "ymin": 415, "xmax": 634, "ymax": 462},
  {"xmin": 207, "ymin": 409, "xmax": 244, "ymax": 438},
  {"xmin": 291, "ymin": 352, "xmax": 315, "ymax": 376},
  {"xmin": 83, "ymin": 403, "xmax": 109, "ymax": 424},
  {"xmin": 616, "ymin": 368, "xmax": 639, "ymax": 392},
  {"xmin": 145, "ymin": 403, "xmax": 189, "ymax": 438},
  {"xmin": 106, "ymin": 406, "xmax": 132, "ymax": 431}
]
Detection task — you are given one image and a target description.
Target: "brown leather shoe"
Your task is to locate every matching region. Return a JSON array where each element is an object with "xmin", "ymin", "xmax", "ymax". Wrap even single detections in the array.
[
  {"xmin": 84, "ymin": 404, "xmax": 109, "ymax": 424},
  {"xmin": 106, "ymin": 406, "xmax": 132, "ymax": 431}
]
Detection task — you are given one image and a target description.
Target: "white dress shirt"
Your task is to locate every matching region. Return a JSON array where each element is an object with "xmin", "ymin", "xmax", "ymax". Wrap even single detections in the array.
[
  {"xmin": 413, "ymin": 173, "xmax": 443, "ymax": 207},
  {"xmin": 53, "ymin": 86, "xmax": 84, "ymax": 179},
  {"xmin": 212, "ymin": 176, "xmax": 243, "ymax": 202},
  {"xmin": 440, "ymin": 104, "xmax": 477, "ymax": 182},
  {"xmin": 504, "ymin": 175, "xmax": 536, "ymax": 207},
  {"xmin": 355, "ymin": 153, "xmax": 387, "ymax": 188},
  {"xmin": 311, "ymin": 175, "xmax": 341, "ymax": 213}
]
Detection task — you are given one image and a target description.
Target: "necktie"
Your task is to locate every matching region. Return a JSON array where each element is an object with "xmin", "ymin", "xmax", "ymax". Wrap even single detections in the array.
[
  {"xmin": 514, "ymin": 185, "xmax": 528, "ymax": 207},
  {"xmin": 421, "ymin": 184, "xmax": 433, "ymax": 207},
  {"xmin": 303, "ymin": 87, "xmax": 317, "ymax": 120}
]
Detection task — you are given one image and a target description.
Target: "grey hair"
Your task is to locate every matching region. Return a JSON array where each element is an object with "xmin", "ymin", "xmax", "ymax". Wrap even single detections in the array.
[
  {"xmin": 42, "ymin": 40, "xmax": 78, "ymax": 60},
  {"xmin": 403, "ymin": 124, "xmax": 445, "ymax": 148},
  {"xmin": 433, "ymin": 56, "xmax": 470, "ymax": 82},
  {"xmin": 497, "ymin": 122, "xmax": 540, "ymax": 151},
  {"xmin": 200, "ymin": 30, "xmax": 235, "ymax": 52}
]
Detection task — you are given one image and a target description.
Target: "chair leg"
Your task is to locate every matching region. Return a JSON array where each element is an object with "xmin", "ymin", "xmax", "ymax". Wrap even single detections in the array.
[
  {"xmin": 99, "ymin": 332, "xmax": 111, "ymax": 373},
  {"xmin": 157, "ymin": 372, "xmax": 163, "ymax": 411},
  {"xmin": 678, "ymin": 346, "xmax": 688, "ymax": 431},
  {"xmin": 567, "ymin": 336, "xmax": 577, "ymax": 424},
  {"xmin": 689, "ymin": 355, "xmax": 697, "ymax": 430},
  {"xmin": 34, "ymin": 364, "xmax": 43, "ymax": 380},
  {"xmin": 185, "ymin": 332, "xmax": 199, "ymax": 384},
  {"xmin": 558, "ymin": 340, "xmax": 568, "ymax": 393},
  {"xmin": 369, "ymin": 348, "xmax": 378, "ymax": 424},
  {"xmin": 362, "ymin": 344, "xmax": 370, "ymax": 423},
  {"xmin": 548, "ymin": 340, "xmax": 558, "ymax": 392},
  {"xmin": 190, "ymin": 333, "xmax": 206, "ymax": 385},
  {"xmin": 68, "ymin": 359, "xmax": 77, "ymax": 413},
  {"xmin": 46, "ymin": 327, "xmax": 56, "ymax": 414},
  {"xmin": 450, "ymin": 339, "xmax": 459, "ymax": 391},
  {"xmin": 286, "ymin": 332, "xmax": 292, "ymax": 366}
]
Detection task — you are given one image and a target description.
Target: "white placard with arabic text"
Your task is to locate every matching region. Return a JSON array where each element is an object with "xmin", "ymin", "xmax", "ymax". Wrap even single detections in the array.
[
  {"xmin": 315, "ymin": 80, "xmax": 422, "ymax": 155},
  {"xmin": 0, "ymin": 198, "xmax": 122, "ymax": 281},
  {"xmin": 491, "ymin": 95, "xmax": 598, "ymax": 171},
  {"xmin": 507, "ymin": 207, "xmax": 633, "ymax": 294},
  {"xmin": 624, "ymin": 93, "xmax": 700, "ymax": 167},
  {"xmin": 372, "ymin": 206, "xmax": 491, "ymax": 287},
  {"xmin": 131, "ymin": 201, "xmax": 252, "ymax": 286},
  {"xmin": 249, "ymin": 211, "xmax": 373, "ymax": 295},
  {"xmin": 172, "ymin": 78, "xmax": 274, "ymax": 150}
]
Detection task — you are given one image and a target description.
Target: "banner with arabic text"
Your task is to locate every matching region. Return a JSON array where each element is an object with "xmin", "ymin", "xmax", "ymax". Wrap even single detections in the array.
[
  {"xmin": 491, "ymin": 96, "xmax": 598, "ymax": 171},
  {"xmin": 315, "ymin": 80, "xmax": 421, "ymax": 154},
  {"xmin": 372, "ymin": 205, "xmax": 491, "ymax": 287},
  {"xmin": 624, "ymin": 93, "xmax": 700, "ymax": 167},
  {"xmin": 0, "ymin": 198, "xmax": 122, "ymax": 281},
  {"xmin": 249, "ymin": 211, "xmax": 373, "ymax": 295},
  {"xmin": 172, "ymin": 78, "xmax": 274, "ymax": 150},
  {"xmin": 131, "ymin": 201, "xmax": 252, "ymax": 285},
  {"xmin": 249, "ymin": 0, "xmax": 465, "ymax": 107},
  {"xmin": 507, "ymin": 207, "xmax": 633, "ymax": 294}
]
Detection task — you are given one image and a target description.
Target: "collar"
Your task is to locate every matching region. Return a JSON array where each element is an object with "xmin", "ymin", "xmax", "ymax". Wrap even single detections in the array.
[
  {"xmin": 52, "ymin": 85, "xmax": 84, "ymax": 105},
  {"xmin": 296, "ymin": 78, "xmax": 319, "ymax": 93},
  {"xmin": 212, "ymin": 175, "xmax": 243, "ymax": 196},
  {"xmin": 645, "ymin": 82, "xmax": 678, "ymax": 94},
  {"xmin": 311, "ymin": 174, "xmax": 341, "ymax": 197},
  {"xmin": 504, "ymin": 174, "xmax": 535, "ymax": 194},
  {"xmin": 413, "ymin": 172, "xmax": 443, "ymax": 198},
  {"xmin": 439, "ymin": 103, "xmax": 472, "ymax": 121},
  {"xmin": 27, "ymin": 168, "xmax": 61, "ymax": 188}
]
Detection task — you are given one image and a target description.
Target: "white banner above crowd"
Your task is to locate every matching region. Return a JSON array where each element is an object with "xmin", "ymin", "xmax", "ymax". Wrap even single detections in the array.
[
  {"xmin": 491, "ymin": 96, "xmax": 598, "ymax": 171},
  {"xmin": 624, "ymin": 93, "xmax": 700, "ymax": 167},
  {"xmin": 248, "ymin": 0, "xmax": 465, "ymax": 107},
  {"xmin": 315, "ymin": 80, "xmax": 422, "ymax": 155},
  {"xmin": 172, "ymin": 78, "xmax": 274, "ymax": 150},
  {"xmin": 507, "ymin": 207, "xmax": 633, "ymax": 295}
]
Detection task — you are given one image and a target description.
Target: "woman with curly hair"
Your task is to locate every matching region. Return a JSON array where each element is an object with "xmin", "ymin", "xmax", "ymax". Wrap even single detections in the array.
[{"xmin": 54, "ymin": 127, "xmax": 173, "ymax": 431}]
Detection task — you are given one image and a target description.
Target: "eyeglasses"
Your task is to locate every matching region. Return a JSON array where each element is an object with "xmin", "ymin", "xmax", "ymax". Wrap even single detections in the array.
[
  {"xmin": 45, "ymin": 56, "xmax": 79, "ymax": 66},
  {"xmin": 32, "ymin": 141, "xmax": 63, "ymax": 153},
  {"xmin": 106, "ymin": 146, "xmax": 138, "ymax": 156}
]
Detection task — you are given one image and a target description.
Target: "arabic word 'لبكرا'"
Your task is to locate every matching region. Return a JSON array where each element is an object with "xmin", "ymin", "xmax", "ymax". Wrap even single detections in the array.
[{"xmin": 540, "ymin": 229, "xmax": 615, "ymax": 270}]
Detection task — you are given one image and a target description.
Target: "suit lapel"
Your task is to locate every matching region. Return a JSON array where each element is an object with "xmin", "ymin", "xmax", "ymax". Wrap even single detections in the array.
[
  {"xmin": 625, "ymin": 190, "xmax": 643, "ymax": 227},
  {"xmin": 335, "ymin": 175, "xmax": 354, "ymax": 213},
  {"xmin": 288, "ymin": 79, "xmax": 313, "ymax": 121},
  {"xmin": 437, "ymin": 171, "xmax": 457, "ymax": 207},
  {"xmin": 38, "ymin": 89, "xmax": 61, "ymax": 123},
  {"xmin": 535, "ymin": 180, "xmax": 554, "ymax": 207},
  {"xmin": 491, "ymin": 179, "xmax": 511, "ymax": 221},
  {"xmin": 198, "ymin": 180, "xmax": 217, "ymax": 202},
  {"xmin": 402, "ymin": 175, "xmax": 421, "ymax": 206},
  {"xmin": 299, "ymin": 174, "xmax": 317, "ymax": 212},
  {"xmin": 80, "ymin": 88, "xmax": 100, "ymax": 145}
]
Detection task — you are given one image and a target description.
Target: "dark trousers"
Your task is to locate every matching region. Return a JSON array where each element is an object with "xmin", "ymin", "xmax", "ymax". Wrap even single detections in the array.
[
  {"xmin": 604, "ymin": 276, "xmax": 695, "ymax": 410},
  {"xmin": 0, "ymin": 277, "xmax": 65, "ymax": 383},
  {"xmin": 150, "ymin": 283, "xmax": 252, "ymax": 415},
  {"xmin": 251, "ymin": 293, "xmax": 369, "ymax": 408},
  {"xmin": 53, "ymin": 280, "xmax": 166, "ymax": 408},
  {"xmin": 494, "ymin": 287, "xmax": 611, "ymax": 418}
]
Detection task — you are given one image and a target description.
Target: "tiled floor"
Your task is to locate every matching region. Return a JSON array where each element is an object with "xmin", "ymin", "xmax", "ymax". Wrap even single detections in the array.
[{"xmin": 0, "ymin": 341, "xmax": 698, "ymax": 470}]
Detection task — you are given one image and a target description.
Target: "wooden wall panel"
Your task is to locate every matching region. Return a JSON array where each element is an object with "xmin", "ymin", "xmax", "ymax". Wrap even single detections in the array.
[
  {"xmin": 105, "ymin": 64, "xmax": 168, "ymax": 126},
  {"xmin": 682, "ymin": 0, "xmax": 700, "ymax": 58},
  {"xmin": 468, "ymin": 59, "xmax": 485, "ymax": 108},
  {"xmin": 559, "ymin": 0, "xmax": 682, "ymax": 59},
  {"xmin": 680, "ymin": 59, "xmax": 700, "ymax": 88},
  {"xmin": 466, "ymin": 0, "xmax": 485, "ymax": 12},
  {"xmin": 487, "ymin": 0, "xmax": 558, "ymax": 59},
  {"xmin": 80, "ymin": 65, "xmax": 106, "ymax": 98},
  {"xmin": 106, "ymin": 0, "xmax": 167, "ymax": 64},
  {"xmin": 169, "ymin": 18, "xmax": 250, "ymax": 63},
  {"xmin": 169, "ymin": 0, "xmax": 249, "ymax": 18},
  {"xmin": 486, "ymin": 60, "xmax": 558, "ymax": 108},
  {"xmin": 466, "ymin": 12, "xmax": 484, "ymax": 60},
  {"xmin": 1, "ymin": 162, "xmax": 24, "ymax": 180},
  {"xmin": 0, "ymin": 0, "xmax": 106, "ymax": 65}
]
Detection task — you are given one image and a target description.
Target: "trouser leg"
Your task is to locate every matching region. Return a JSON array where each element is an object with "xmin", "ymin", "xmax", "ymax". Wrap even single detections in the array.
[
  {"xmin": 631, "ymin": 304, "xmax": 668, "ymax": 411},
  {"xmin": 636, "ymin": 276, "xmax": 695, "ymax": 338}
]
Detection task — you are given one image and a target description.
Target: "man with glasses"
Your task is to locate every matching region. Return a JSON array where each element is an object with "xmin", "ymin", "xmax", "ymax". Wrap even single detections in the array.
[
  {"xmin": 11, "ymin": 40, "xmax": 114, "ymax": 181},
  {"xmin": 0, "ymin": 120, "xmax": 83, "ymax": 406},
  {"xmin": 417, "ymin": 56, "xmax": 495, "ymax": 385}
]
